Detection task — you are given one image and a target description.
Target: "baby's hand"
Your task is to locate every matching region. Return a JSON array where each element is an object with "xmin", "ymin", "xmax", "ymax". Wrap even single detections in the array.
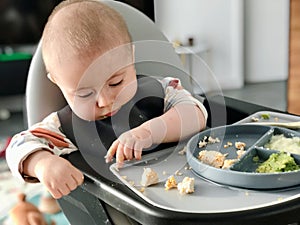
[
  {"xmin": 105, "ymin": 127, "xmax": 153, "ymax": 166},
  {"xmin": 34, "ymin": 154, "xmax": 84, "ymax": 199}
]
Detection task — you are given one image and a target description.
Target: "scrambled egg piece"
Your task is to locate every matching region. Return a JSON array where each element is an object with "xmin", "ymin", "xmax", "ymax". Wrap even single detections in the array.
[
  {"xmin": 177, "ymin": 177, "xmax": 195, "ymax": 194},
  {"xmin": 198, "ymin": 150, "xmax": 227, "ymax": 168},
  {"xmin": 140, "ymin": 168, "xmax": 159, "ymax": 187},
  {"xmin": 164, "ymin": 175, "xmax": 177, "ymax": 190}
]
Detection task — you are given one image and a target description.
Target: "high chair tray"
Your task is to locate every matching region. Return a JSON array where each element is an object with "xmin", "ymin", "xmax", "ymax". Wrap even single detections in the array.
[
  {"xmin": 234, "ymin": 110, "xmax": 300, "ymax": 131},
  {"xmin": 110, "ymin": 111, "xmax": 300, "ymax": 213},
  {"xmin": 110, "ymin": 144, "xmax": 300, "ymax": 213}
]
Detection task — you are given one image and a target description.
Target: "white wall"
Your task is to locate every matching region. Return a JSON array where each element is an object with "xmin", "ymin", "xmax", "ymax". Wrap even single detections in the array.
[
  {"xmin": 154, "ymin": 0, "xmax": 290, "ymax": 91},
  {"xmin": 244, "ymin": 0, "xmax": 290, "ymax": 83},
  {"xmin": 154, "ymin": 0, "xmax": 244, "ymax": 92}
]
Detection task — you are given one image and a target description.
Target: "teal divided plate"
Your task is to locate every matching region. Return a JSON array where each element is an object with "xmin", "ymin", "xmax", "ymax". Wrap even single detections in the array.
[{"xmin": 186, "ymin": 124, "xmax": 300, "ymax": 189}]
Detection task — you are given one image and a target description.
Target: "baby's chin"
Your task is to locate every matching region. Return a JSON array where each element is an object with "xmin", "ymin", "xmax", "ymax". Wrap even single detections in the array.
[
  {"xmin": 70, "ymin": 109, "xmax": 96, "ymax": 121},
  {"xmin": 68, "ymin": 104, "xmax": 96, "ymax": 121},
  {"xmin": 72, "ymin": 110, "xmax": 117, "ymax": 122}
]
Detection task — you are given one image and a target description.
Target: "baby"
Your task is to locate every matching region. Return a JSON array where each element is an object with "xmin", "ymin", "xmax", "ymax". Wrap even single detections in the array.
[{"xmin": 6, "ymin": 0, "xmax": 207, "ymax": 199}]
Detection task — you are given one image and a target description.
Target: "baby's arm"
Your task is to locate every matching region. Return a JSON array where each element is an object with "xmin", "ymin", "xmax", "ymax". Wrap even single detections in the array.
[
  {"xmin": 105, "ymin": 77, "xmax": 207, "ymax": 165},
  {"xmin": 23, "ymin": 150, "xmax": 83, "ymax": 199},
  {"xmin": 6, "ymin": 112, "xmax": 83, "ymax": 199},
  {"xmin": 141, "ymin": 101, "xmax": 206, "ymax": 143}
]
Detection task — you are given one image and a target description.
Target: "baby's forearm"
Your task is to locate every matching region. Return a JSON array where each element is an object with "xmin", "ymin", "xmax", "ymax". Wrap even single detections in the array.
[
  {"xmin": 23, "ymin": 150, "xmax": 54, "ymax": 178},
  {"xmin": 22, "ymin": 149, "xmax": 84, "ymax": 199},
  {"xmin": 141, "ymin": 104, "xmax": 206, "ymax": 144}
]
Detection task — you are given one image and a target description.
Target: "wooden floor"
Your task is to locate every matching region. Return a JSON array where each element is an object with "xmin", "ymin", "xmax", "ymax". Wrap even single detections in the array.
[{"xmin": 287, "ymin": 0, "xmax": 300, "ymax": 115}]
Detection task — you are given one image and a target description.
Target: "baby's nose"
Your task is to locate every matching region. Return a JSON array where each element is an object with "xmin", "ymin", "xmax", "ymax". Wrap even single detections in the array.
[{"xmin": 96, "ymin": 91, "xmax": 112, "ymax": 108}]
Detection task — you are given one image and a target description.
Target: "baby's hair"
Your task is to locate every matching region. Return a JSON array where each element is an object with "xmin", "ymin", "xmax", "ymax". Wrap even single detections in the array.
[{"xmin": 42, "ymin": 0, "xmax": 132, "ymax": 72}]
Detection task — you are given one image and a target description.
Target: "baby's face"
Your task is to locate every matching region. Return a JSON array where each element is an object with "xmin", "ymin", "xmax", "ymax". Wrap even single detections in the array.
[{"xmin": 50, "ymin": 45, "xmax": 137, "ymax": 121}]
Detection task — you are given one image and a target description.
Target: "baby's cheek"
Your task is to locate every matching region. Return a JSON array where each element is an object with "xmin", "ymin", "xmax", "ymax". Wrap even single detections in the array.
[
  {"xmin": 71, "ymin": 101, "xmax": 96, "ymax": 121},
  {"xmin": 116, "ymin": 82, "xmax": 137, "ymax": 104}
]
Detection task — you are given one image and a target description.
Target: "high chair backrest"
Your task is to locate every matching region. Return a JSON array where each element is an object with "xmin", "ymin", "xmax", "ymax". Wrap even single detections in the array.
[
  {"xmin": 25, "ymin": 0, "xmax": 188, "ymax": 127},
  {"xmin": 25, "ymin": 2, "xmax": 194, "ymax": 224}
]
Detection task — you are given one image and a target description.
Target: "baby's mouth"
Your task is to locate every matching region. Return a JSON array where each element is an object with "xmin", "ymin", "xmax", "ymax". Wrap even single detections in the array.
[
  {"xmin": 104, "ymin": 108, "xmax": 119, "ymax": 117},
  {"xmin": 97, "ymin": 107, "xmax": 121, "ymax": 120}
]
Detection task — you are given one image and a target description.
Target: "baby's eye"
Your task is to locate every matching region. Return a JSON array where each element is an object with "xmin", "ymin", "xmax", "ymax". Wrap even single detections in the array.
[
  {"xmin": 76, "ymin": 90, "xmax": 95, "ymax": 98},
  {"xmin": 109, "ymin": 79, "xmax": 123, "ymax": 87}
]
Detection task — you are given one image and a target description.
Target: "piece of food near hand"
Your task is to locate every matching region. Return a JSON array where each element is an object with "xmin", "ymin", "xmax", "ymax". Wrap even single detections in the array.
[
  {"xmin": 164, "ymin": 175, "xmax": 177, "ymax": 190},
  {"xmin": 177, "ymin": 177, "xmax": 195, "ymax": 194},
  {"xmin": 140, "ymin": 168, "xmax": 159, "ymax": 187},
  {"xmin": 198, "ymin": 150, "xmax": 227, "ymax": 168}
]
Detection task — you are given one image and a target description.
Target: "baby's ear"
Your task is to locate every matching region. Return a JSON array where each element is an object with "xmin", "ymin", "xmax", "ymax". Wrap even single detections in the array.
[{"xmin": 47, "ymin": 73, "xmax": 56, "ymax": 84}]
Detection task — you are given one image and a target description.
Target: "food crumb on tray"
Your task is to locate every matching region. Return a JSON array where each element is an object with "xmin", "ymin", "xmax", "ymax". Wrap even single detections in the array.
[
  {"xmin": 140, "ymin": 168, "xmax": 159, "ymax": 187},
  {"xmin": 177, "ymin": 177, "xmax": 195, "ymax": 194},
  {"xmin": 178, "ymin": 146, "xmax": 187, "ymax": 155},
  {"xmin": 164, "ymin": 175, "xmax": 177, "ymax": 190},
  {"xmin": 138, "ymin": 168, "xmax": 196, "ymax": 195}
]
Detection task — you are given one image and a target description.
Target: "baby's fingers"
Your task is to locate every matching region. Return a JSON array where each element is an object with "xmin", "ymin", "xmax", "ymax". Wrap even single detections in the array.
[
  {"xmin": 47, "ymin": 186, "xmax": 63, "ymax": 199},
  {"xmin": 46, "ymin": 172, "xmax": 84, "ymax": 199},
  {"xmin": 116, "ymin": 144, "xmax": 125, "ymax": 167},
  {"xmin": 105, "ymin": 140, "xmax": 119, "ymax": 163},
  {"xmin": 123, "ymin": 141, "xmax": 134, "ymax": 160},
  {"xmin": 72, "ymin": 169, "xmax": 85, "ymax": 186},
  {"xmin": 133, "ymin": 142, "xmax": 143, "ymax": 160}
]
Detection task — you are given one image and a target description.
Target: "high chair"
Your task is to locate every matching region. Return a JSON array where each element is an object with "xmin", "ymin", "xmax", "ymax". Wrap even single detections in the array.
[{"xmin": 25, "ymin": 1, "xmax": 192, "ymax": 224}]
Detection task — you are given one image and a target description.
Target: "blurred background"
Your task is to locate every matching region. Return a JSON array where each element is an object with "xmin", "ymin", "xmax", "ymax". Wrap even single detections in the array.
[{"xmin": 0, "ymin": 0, "xmax": 299, "ymax": 116}]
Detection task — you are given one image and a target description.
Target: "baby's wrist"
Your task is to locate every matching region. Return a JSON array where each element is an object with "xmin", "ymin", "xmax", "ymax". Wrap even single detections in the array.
[
  {"xmin": 140, "ymin": 119, "xmax": 166, "ymax": 144},
  {"xmin": 23, "ymin": 150, "xmax": 53, "ymax": 178},
  {"xmin": 138, "ymin": 127, "xmax": 154, "ymax": 144}
]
